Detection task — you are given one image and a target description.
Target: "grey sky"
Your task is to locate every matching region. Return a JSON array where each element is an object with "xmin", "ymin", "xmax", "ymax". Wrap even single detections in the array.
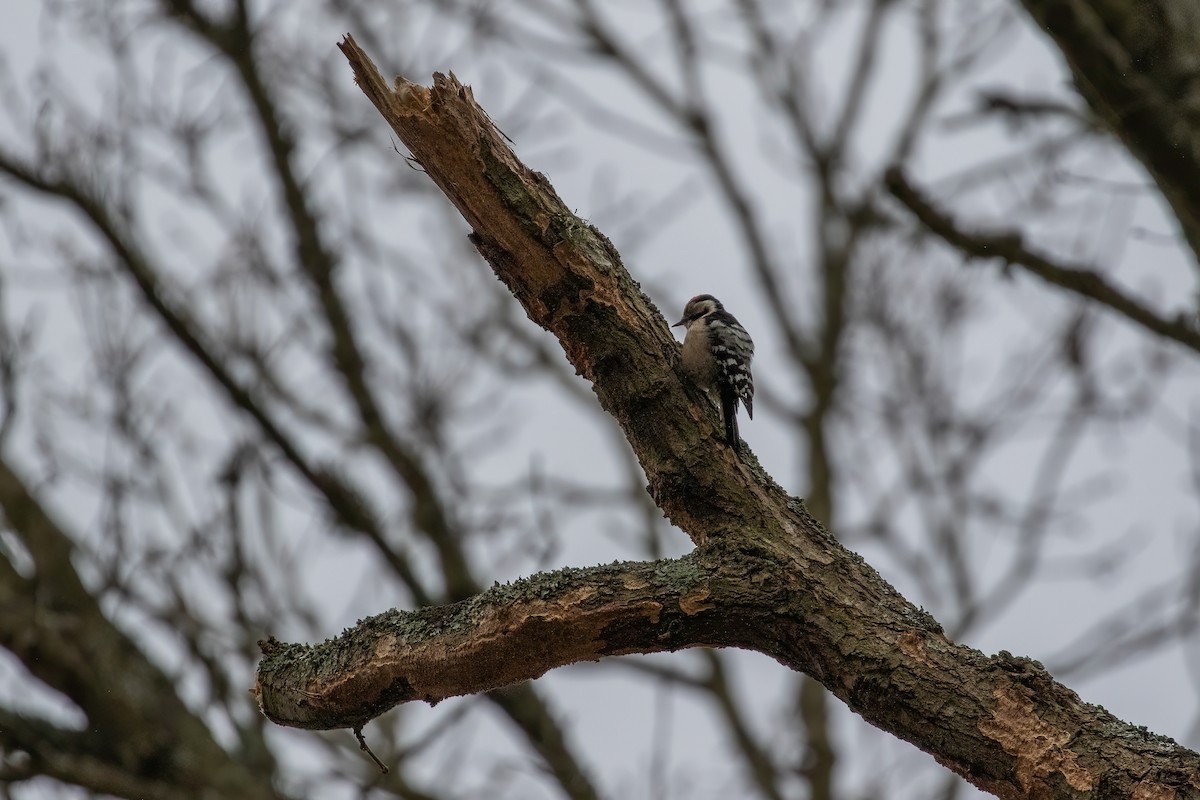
[{"xmin": 1, "ymin": 2, "xmax": 1197, "ymax": 798}]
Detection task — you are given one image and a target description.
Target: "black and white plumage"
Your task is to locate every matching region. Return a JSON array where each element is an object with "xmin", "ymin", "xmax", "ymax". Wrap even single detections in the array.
[{"xmin": 673, "ymin": 294, "xmax": 755, "ymax": 446}]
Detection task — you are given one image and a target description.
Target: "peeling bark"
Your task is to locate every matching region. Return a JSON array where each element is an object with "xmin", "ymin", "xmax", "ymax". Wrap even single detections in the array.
[
  {"xmin": 252, "ymin": 36, "xmax": 1200, "ymax": 799},
  {"xmin": 255, "ymin": 558, "xmax": 725, "ymax": 729},
  {"xmin": 978, "ymin": 685, "xmax": 1096, "ymax": 794}
]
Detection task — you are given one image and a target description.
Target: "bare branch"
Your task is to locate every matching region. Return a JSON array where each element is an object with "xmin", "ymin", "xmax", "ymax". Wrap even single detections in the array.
[
  {"xmin": 255, "ymin": 556, "xmax": 720, "ymax": 729},
  {"xmin": 1019, "ymin": 0, "xmax": 1200, "ymax": 265},
  {"xmin": 0, "ymin": 458, "xmax": 279, "ymax": 799},
  {"xmin": 0, "ymin": 149, "xmax": 436, "ymax": 605},
  {"xmin": 163, "ymin": 0, "xmax": 476, "ymax": 602},
  {"xmin": 886, "ymin": 167, "xmax": 1200, "ymax": 354}
]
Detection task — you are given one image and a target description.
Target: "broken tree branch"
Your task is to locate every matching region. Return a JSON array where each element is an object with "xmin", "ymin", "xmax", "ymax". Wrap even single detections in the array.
[
  {"xmin": 252, "ymin": 36, "xmax": 1200, "ymax": 799},
  {"xmin": 255, "ymin": 556, "xmax": 730, "ymax": 729}
]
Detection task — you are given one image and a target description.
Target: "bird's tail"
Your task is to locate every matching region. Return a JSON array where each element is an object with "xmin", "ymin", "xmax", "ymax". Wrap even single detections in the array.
[{"xmin": 720, "ymin": 385, "xmax": 739, "ymax": 446}]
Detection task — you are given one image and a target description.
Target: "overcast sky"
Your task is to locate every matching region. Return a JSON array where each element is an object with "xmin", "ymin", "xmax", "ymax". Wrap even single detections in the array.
[{"xmin": 2, "ymin": 2, "xmax": 1199, "ymax": 798}]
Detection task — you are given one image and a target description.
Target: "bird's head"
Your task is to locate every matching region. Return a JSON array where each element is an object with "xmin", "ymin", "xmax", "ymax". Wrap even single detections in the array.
[{"xmin": 672, "ymin": 294, "xmax": 723, "ymax": 330}]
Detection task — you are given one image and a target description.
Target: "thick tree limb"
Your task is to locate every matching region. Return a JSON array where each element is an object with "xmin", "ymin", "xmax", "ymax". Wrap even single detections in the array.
[
  {"xmin": 255, "ymin": 36, "xmax": 1200, "ymax": 799},
  {"xmin": 1020, "ymin": 0, "xmax": 1200, "ymax": 266},
  {"xmin": 255, "ymin": 556, "xmax": 734, "ymax": 729},
  {"xmin": 0, "ymin": 458, "xmax": 279, "ymax": 799},
  {"xmin": 885, "ymin": 168, "xmax": 1200, "ymax": 354}
]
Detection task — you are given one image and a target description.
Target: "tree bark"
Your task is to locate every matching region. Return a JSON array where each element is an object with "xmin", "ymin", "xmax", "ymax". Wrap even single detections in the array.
[{"xmin": 254, "ymin": 36, "xmax": 1200, "ymax": 799}]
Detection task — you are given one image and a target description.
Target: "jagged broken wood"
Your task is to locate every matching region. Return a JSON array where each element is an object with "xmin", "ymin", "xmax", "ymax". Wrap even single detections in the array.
[{"xmin": 252, "ymin": 34, "xmax": 1200, "ymax": 799}]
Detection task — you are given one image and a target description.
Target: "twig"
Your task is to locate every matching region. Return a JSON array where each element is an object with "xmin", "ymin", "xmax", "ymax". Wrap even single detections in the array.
[{"xmin": 354, "ymin": 725, "xmax": 390, "ymax": 775}]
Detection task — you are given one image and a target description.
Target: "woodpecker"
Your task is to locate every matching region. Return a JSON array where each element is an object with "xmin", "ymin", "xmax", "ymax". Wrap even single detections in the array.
[{"xmin": 673, "ymin": 294, "xmax": 755, "ymax": 446}]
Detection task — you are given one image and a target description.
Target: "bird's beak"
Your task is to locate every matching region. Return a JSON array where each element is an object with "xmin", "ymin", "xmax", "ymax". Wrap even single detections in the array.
[{"xmin": 671, "ymin": 318, "xmax": 685, "ymax": 328}]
